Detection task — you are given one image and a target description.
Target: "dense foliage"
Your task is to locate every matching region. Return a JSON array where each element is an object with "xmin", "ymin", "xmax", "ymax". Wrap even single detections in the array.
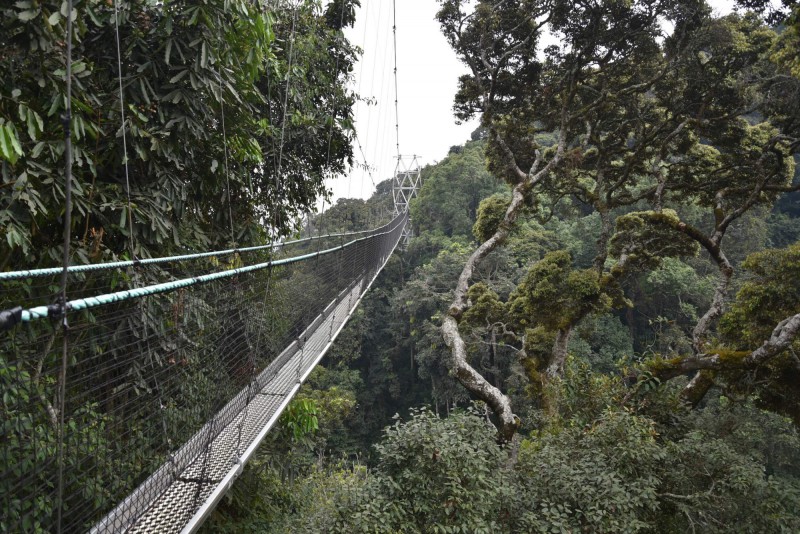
[
  {"xmin": 433, "ymin": 0, "xmax": 800, "ymax": 438},
  {"xmin": 209, "ymin": 130, "xmax": 800, "ymax": 532},
  {"xmin": 1, "ymin": 0, "xmax": 357, "ymax": 269},
  {"xmin": 207, "ymin": 0, "xmax": 800, "ymax": 517}
]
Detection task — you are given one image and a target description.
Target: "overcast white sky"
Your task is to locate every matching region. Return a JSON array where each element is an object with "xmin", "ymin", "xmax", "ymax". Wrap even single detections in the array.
[
  {"xmin": 324, "ymin": 0, "xmax": 737, "ymax": 205},
  {"xmin": 322, "ymin": 0, "xmax": 479, "ymax": 204}
]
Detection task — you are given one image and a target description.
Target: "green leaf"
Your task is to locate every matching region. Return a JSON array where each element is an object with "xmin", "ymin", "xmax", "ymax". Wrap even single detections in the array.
[
  {"xmin": 3, "ymin": 124, "xmax": 23, "ymax": 161},
  {"xmin": 31, "ymin": 142, "xmax": 45, "ymax": 158},
  {"xmin": 48, "ymin": 10, "xmax": 61, "ymax": 25},
  {"xmin": 0, "ymin": 127, "xmax": 15, "ymax": 164},
  {"xmin": 187, "ymin": 6, "xmax": 200, "ymax": 26},
  {"xmin": 169, "ymin": 70, "xmax": 189, "ymax": 84},
  {"xmin": 165, "ymin": 39, "xmax": 173, "ymax": 65},
  {"xmin": 72, "ymin": 61, "xmax": 87, "ymax": 75},
  {"xmin": 85, "ymin": 6, "xmax": 102, "ymax": 26},
  {"xmin": 26, "ymin": 110, "xmax": 37, "ymax": 141},
  {"xmin": 33, "ymin": 110, "xmax": 43, "ymax": 133},
  {"xmin": 17, "ymin": 9, "xmax": 39, "ymax": 22},
  {"xmin": 47, "ymin": 95, "xmax": 60, "ymax": 116}
]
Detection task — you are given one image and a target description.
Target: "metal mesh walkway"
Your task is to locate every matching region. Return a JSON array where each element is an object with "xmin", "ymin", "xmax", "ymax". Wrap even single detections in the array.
[{"xmin": 95, "ymin": 278, "xmax": 368, "ymax": 533}]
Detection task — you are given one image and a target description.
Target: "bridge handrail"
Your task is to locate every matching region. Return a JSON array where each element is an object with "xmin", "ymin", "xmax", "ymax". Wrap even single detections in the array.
[
  {"xmin": 0, "ymin": 216, "xmax": 399, "ymax": 281},
  {"xmin": 1, "ymin": 212, "xmax": 408, "ymax": 329}
]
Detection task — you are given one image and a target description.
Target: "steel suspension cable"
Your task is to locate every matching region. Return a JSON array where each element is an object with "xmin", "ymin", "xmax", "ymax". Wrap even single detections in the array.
[
  {"xmin": 56, "ymin": 1, "xmax": 75, "ymax": 531},
  {"xmin": 0, "ymin": 226, "xmax": 383, "ymax": 282},
  {"xmin": 113, "ymin": 0, "xmax": 136, "ymax": 255},
  {"xmin": 10, "ymin": 214, "xmax": 406, "ymax": 325},
  {"xmin": 392, "ymin": 0, "xmax": 400, "ymax": 160}
]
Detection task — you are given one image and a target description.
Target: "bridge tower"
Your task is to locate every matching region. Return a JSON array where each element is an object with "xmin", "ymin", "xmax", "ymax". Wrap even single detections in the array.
[{"xmin": 392, "ymin": 155, "xmax": 421, "ymax": 244}]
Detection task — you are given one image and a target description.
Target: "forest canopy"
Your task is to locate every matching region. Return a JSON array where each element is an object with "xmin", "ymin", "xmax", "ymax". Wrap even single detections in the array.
[
  {"xmin": 434, "ymin": 0, "xmax": 800, "ymax": 439},
  {"xmin": 204, "ymin": 1, "xmax": 800, "ymax": 531}
]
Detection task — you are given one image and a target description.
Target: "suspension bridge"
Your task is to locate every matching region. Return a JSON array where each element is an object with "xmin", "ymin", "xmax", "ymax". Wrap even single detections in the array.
[
  {"xmin": 0, "ymin": 0, "xmax": 427, "ymax": 531},
  {"xmin": 1, "ymin": 206, "xmax": 421, "ymax": 533}
]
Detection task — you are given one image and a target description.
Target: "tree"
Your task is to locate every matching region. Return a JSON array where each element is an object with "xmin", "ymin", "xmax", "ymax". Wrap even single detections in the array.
[
  {"xmin": 331, "ymin": 407, "xmax": 511, "ymax": 534},
  {"xmin": 274, "ymin": 397, "xmax": 800, "ymax": 533},
  {"xmin": 657, "ymin": 242, "xmax": 800, "ymax": 423},
  {"xmin": 410, "ymin": 139, "xmax": 507, "ymax": 238},
  {"xmin": 0, "ymin": 0, "xmax": 358, "ymax": 272},
  {"xmin": 435, "ymin": 0, "xmax": 800, "ymax": 439}
]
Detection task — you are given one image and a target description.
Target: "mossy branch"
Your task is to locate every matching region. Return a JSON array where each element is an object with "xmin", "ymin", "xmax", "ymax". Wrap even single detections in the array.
[{"xmin": 650, "ymin": 312, "xmax": 800, "ymax": 383}]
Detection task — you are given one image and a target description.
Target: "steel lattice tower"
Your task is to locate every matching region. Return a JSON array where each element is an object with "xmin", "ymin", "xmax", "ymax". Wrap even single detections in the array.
[{"xmin": 392, "ymin": 155, "xmax": 421, "ymax": 244}]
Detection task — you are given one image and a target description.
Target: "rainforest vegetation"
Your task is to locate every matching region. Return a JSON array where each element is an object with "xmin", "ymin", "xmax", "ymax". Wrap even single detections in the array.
[
  {"xmin": 3, "ymin": 0, "xmax": 800, "ymax": 533},
  {"xmin": 207, "ymin": 0, "xmax": 800, "ymax": 531}
]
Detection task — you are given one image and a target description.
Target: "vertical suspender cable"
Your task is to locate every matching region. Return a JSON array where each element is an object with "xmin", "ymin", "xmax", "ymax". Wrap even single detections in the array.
[
  {"xmin": 372, "ymin": 19, "xmax": 392, "ymax": 187},
  {"xmin": 317, "ymin": 0, "xmax": 349, "ymax": 255},
  {"xmin": 276, "ymin": 7, "xmax": 297, "ymax": 186},
  {"xmin": 323, "ymin": 0, "xmax": 348, "ymax": 170},
  {"xmin": 392, "ymin": 0, "xmax": 400, "ymax": 161},
  {"xmin": 56, "ymin": 1, "xmax": 75, "ymax": 532},
  {"xmin": 362, "ymin": 0, "xmax": 383, "ymax": 186},
  {"xmin": 191, "ymin": 10, "xmax": 242, "ymax": 510},
  {"xmin": 274, "ymin": 1, "xmax": 298, "ymax": 237},
  {"xmin": 323, "ymin": 0, "xmax": 350, "ymax": 343},
  {"xmin": 352, "ymin": 0, "xmax": 370, "ymax": 197},
  {"xmin": 275, "ymin": 4, "xmax": 297, "ymax": 243},
  {"xmin": 219, "ymin": 77, "xmax": 236, "ymax": 246},
  {"xmin": 239, "ymin": 2, "xmax": 299, "ymax": 453},
  {"xmin": 113, "ymin": 0, "xmax": 136, "ymax": 254}
]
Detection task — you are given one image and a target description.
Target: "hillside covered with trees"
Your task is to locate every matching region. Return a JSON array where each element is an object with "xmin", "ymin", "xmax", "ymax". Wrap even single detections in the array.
[{"xmin": 205, "ymin": 0, "xmax": 800, "ymax": 532}]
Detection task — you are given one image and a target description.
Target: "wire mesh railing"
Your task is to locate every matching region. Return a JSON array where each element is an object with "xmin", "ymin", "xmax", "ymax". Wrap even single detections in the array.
[{"xmin": 0, "ymin": 211, "xmax": 407, "ymax": 533}]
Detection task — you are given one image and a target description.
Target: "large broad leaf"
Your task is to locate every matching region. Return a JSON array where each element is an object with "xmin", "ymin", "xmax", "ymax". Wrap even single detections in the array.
[
  {"xmin": 0, "ymin": 124, "xmax": 23, "ymax": 164},
  {"xmin": 16, "ymin": 9, "xmax": 39, "ymax": 22}
]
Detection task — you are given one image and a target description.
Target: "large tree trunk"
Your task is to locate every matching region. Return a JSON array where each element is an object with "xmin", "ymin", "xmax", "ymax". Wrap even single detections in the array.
[
  {"xmin": 691, "ymin": 254, "xmax": 733, "ymax": 354},
  {"xmin": 440, "ymin": 183, "xmax": 529, "ymax": 442},
  {"xmin": 441, "ymin": 122, "xmax": 568, "ymax": 441},
  {"xmin": 442, "ymin": 315, "xmax": 519, "ymax": 440},
  {"xmin": 547, "ymin": 327, "xmax": 572, "ymax": 378}
]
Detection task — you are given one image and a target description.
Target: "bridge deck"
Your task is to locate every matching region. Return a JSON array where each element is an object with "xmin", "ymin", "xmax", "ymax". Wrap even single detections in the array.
[{"xmin": 93, "ymin": 277, "xmax": 366, "ymax": 533}]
